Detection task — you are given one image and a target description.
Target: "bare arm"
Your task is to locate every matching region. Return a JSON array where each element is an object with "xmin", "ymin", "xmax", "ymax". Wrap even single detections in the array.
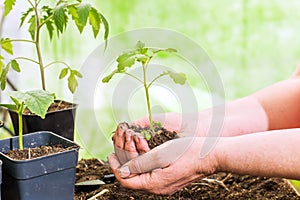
[{"xmin": 217, "ymin": 128, "xmax": 300, "ymax": 180}]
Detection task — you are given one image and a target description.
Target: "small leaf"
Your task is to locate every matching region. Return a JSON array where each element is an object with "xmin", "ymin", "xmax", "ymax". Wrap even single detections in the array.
[
  {"xmin": 116, "ymin": 52, "xmax": 135, "ymax": 71},
  {"xmin": 46, "ymin": 21, "xmax": 55, "ymax": 40},
  {"xmin": 9, "ymin": 90, "xmax": 55, "ymax": 119},
  {"xmin": 0, "ymin": 38, "xmax": 13, "ymax": 55},
  {"xmin": 76, "ymin": 3, "xmax": 91, "ymax": 32},
  {"xmin": 11, "ymin": 60, "xmax": 20, "ymax": 72},
  {"xmin": 0, "ymin": 64, "xmax": 10, "ymax": 90},
  {"xmin": 9, "ymin": 96, "xmax": 21, "ymax": 107},
  {"xmin": 0, "ymin": 103, "xmax": 17, "ymax": 111},
  {"xmin": 89, "ymin": 7, "xmax": 101, "ymax": 38},
  {"xmin": 102, "ymin": 69, "xmax": 118, "ymax": 83},
  {"xmin": 4, "ymin": 0, "xmax": 16, "ymax": 16},
  {"xmin": 20, "ymin": 8, "xmax": 34, "ymax": 27},
  {"xmin": 53, "ymin": 3, "xmax": 68, "ymax": 35},
  {"xmin": 99, "ymin": 13, "xmax": 109, "ymax": 42},
  {"xmin": 59, "ymin": 68, "xmax": 69, "ymax": 79},
  {"xmin": 28, "ymin": 15, "xmax": 36, "ymax": 40},
  {"xmin": 0, "ymin": 55, "xmax": 4, "ymax": 74},
  {"xmin": 141, "ymin": 130, "xmax": 151, "ymax": 141},
  {"xmin": 167, "ymin": 70, "xmax": 186, "ymax": 85},
  {"xmin": 68, "ymin": 73, "xmax": 78, "ymax": 93},
  {"xmin": 136, "ymin": 41, "xmax": 145, "ymax": 50},
  {"xmin": 72, "ymin": 70, "xmax": 83, "ymax": 78}
]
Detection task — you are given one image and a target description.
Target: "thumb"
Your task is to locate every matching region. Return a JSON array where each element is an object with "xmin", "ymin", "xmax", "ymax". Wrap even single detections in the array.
[{"xmin": 118, "ymin": 137, "xmax": 194, "ymax": 178}]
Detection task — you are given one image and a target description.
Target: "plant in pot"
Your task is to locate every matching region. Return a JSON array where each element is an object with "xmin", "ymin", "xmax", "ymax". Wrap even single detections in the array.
[
  {"xmin": 0, "ymin": 89, "xmax": 80, "ymax": 200},
  {"xmin": 0, "ymin": 0, "xmax": 109, "ymax": 140}
]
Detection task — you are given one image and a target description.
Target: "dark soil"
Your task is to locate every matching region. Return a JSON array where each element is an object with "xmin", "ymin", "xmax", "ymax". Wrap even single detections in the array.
[
  {"xmin": 129, "ymin": 123, "xmax": 178, "ymax": 149},
  {"xmin": 6, "ymin": 144, "xmax": 77, "ymax": 160},
  {"xmin": 74, "ymin": 158, "xmax": 300, "ymax": 200},
  {"xmin": 23, "ymin": 100, "xmax": 74, "ymax": 115}
]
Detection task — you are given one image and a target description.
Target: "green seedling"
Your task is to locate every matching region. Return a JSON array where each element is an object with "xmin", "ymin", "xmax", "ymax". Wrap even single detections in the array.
[
  {"xmin": 0, "ymin": 0, "xmax": 109, "ymax": 93},
  {"xmin": 102, "ymin": 41, "xmax": 186, "ymax": 135},
  {"xmin": 0, "ymin": 90, "xmax": 55, "ymax": 149}
]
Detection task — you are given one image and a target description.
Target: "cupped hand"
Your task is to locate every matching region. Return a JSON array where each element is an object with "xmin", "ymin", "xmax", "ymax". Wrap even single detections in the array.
[
  {"xmin": 112, "ymin": 122, "xmax": 150, "ymax": 165},
  {"xmin": 112, "ymin": 112, "xmax": 208, "ymax": 165},
  {"xmin": 108, "ymin": 137, "xmax": 219, "ymax": 195}
]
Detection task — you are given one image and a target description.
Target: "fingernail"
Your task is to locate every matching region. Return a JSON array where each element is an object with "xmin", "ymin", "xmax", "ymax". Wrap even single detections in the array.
[{"xmin": 119, "ymin": 166, "xmax": 130, "ymax": 178}]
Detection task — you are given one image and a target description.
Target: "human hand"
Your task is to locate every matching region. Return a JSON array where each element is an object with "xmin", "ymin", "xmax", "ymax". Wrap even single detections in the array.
[
  {"xmin": 112, "ymin": 112, "xmax": 208, "ymax": 164},
  {"xmin": 108, "ymin": 137, "xmax": 219, "ymax": 194},
  {"xmin": 112, "ymin": 122, "xmax": 150, "ymax": 165}
]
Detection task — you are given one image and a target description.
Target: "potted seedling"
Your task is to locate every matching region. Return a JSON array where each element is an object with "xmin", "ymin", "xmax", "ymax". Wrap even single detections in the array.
[
  {"xmin": 0, "ymin": 0, "xmax": 109, "ymax": 140},
  {"xmin": 102, "ymin": 41, "xmax": 186, "ymax": 148},
  {"xmin": 0, "ymin": 90, "xmax": 80, "ymax": 200}
]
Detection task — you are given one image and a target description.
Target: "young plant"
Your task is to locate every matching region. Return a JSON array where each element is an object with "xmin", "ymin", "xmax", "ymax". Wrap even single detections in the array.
[
  {"xmin": 102, "ymin": 41, "xmax": 186, "ymax": 135},
  {"xmin": 0, "ymin": 90, "xmax": 55, "ymax": 149},
  {"xmin": 0, "ymin": 0, "xmax": 109, "ymax": 93}
]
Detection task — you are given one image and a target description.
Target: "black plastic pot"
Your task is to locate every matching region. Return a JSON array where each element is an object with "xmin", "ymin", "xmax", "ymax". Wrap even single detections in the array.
[
  {"xmin": 0, "ymin": 159, "xmax": 2, "ymax": 200},
  {"xmin": 9, "ymin": 100, "xmax": 77, "ymax": 141},
  {"xmin": 0, "ymin": 131, "xmax": 80, "ymax": 200}
]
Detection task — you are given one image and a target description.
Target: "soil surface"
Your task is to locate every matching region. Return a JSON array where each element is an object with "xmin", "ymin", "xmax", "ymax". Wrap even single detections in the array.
[
  {"xmin": 23, "ymin": 100, "xmax": 75, "ymax": 114},
  {"xmin": 129, "ymin": 123, "xmax": 178, "ymax": 149},
  {"xmin": 74, "ymin": 158, "xmax": 300, "ymax": 200},
  {"xmin": 6, "ymin": 144, "xmax": 77, "ymax": 160}
]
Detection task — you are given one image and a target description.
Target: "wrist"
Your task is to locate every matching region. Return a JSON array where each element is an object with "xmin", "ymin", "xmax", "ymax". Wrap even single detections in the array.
[{"xmin": 194, "ymin": 137, "xmax": 221, "ymax": 176}]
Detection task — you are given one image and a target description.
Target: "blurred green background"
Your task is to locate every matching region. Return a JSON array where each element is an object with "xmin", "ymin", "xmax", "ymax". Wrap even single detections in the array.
[{"xmin": 1, "ymin": 0, "xmax": 300, "ymax": 192}]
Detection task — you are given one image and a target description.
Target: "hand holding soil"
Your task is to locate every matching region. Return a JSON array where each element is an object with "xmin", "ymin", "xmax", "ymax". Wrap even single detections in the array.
[{"xmin": 109, "ymin": 136, "xmax": 219, "ymax": 195}]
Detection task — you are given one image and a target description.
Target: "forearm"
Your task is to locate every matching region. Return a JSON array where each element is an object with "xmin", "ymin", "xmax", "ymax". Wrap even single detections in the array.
[
  {"xmin": 199, "ymin": 78, "xmax": 300, "ymax": 137},
  {"xmin": 216, "ymin": 129, "xmax": 300, "ymax": 180}
]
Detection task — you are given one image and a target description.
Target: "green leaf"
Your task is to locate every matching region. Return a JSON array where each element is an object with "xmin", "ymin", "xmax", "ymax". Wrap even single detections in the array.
[
  {"xmin": 76, "ymin": 3, "xmax": 91, "ymax": 32},
  {"xmin": 141, "ymin": 130, "xmax": 151, "ymax": 141},
  {"xmin": 136, "ymin": 41, "xmax": 145, "ymax": 50},
  {"xmin": 166, "ymin": 70, "xmax": 187, "ymax": 85},
  {"xmin": 0, "ymin": 103, "xmax": 17, "ymax": 111},
  {"xmin": 68, "ymin": 5, "xmax": 84, "ymax": 33},
  {"xmin": 0, "ymin": 55, "xmax": 4, "ymax": 75},
  {"xmin": 116, "ymin": 52, "xmax": 136, "ymax": 71},
  {"xmin": 72, "ymin": 70, "xmax": 83, "ymax": 78},
  {"xmin": 68, "ymin": 73, "xmax": 78, "ymax": 93},
  {"xmin": 9, "ymin": 90, "xmax": 55, "ymax": 119},
  {"xmin": 46, "ymin": 21, "xmax": 55, "ymax": 40},
  {"xmin": 59, "ymin": 68, "xmax": 68, "ymax": 79},
  {"xmin": 4, "ymin": 0, "xmax": 16, "ymax": 16},
  {"xmin": 9, "ymin": 96, "xmax": 21, "ymax": 108},
  {"xmin": 99, "ymin": 13, "xmax": 109, "ymax": 42},
  {"xmin": 0, "ymin": 64, "xmax": 10, "ymax": 90},
  {"xmin": 20, "ymin": 8, "xmax": 34, "ymax": 27},
  {"xmin": 11, "ymin": 60, "xmax": 20, "ymax": 72},
  {"xmin": 89, "ymin": 7, "xmax": 101, "ymax": 38},
  {"xmin": 28, "ymin": 15, "xmax": 36, "ymax": 40},
  {"xmin": 102, "ymin": 69, "xmax": 118, "ymax": 83},
  {"xmin": 53, "ymin": 3, "xmax": 68, "ymax": 35},
  {"xmin": 0, "ymin": 38, "xmax": 13, "ymax": 55}
]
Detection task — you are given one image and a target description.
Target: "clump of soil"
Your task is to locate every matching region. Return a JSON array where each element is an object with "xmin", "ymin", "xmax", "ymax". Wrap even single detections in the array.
[
  {"xmin": 74, "ymin": 159, "xmax": 300, "ymax": 200},
  {"xmin": 6, "ymin": 144, "xmax": 77, "ymax": 160},
  {"xmin": 129, "ymin": 123, "xmax": 178, "ymax": 149},
  {"xmin": 23, "ymin": 100, "xmax": 75, "ymax": 115}
]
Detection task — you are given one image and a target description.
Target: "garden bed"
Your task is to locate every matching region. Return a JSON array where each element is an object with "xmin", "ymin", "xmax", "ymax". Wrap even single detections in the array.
[{"xmin": 75, "ymin": 159, "xmax": 300, "ymax": 200}]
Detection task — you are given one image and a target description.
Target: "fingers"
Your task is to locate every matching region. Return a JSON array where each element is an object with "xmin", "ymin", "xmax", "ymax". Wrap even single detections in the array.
[
  {"xmin": 119, "ymin": 138, "xmax": 195, "ymax": 178},
  {"xmin": 113, "ymin": 122, "xmax": 151, "ymax": 164},
  {"xmin": 113, "ymin": 122, "xmax": 128, "ymax": 164},
  {"xmin": 133, "ymin": 133, "xmax": 150, "ymax": 154},
  {"xmin": 124, "ymin": 130, "xmax": 139, "ymax": 160}
]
